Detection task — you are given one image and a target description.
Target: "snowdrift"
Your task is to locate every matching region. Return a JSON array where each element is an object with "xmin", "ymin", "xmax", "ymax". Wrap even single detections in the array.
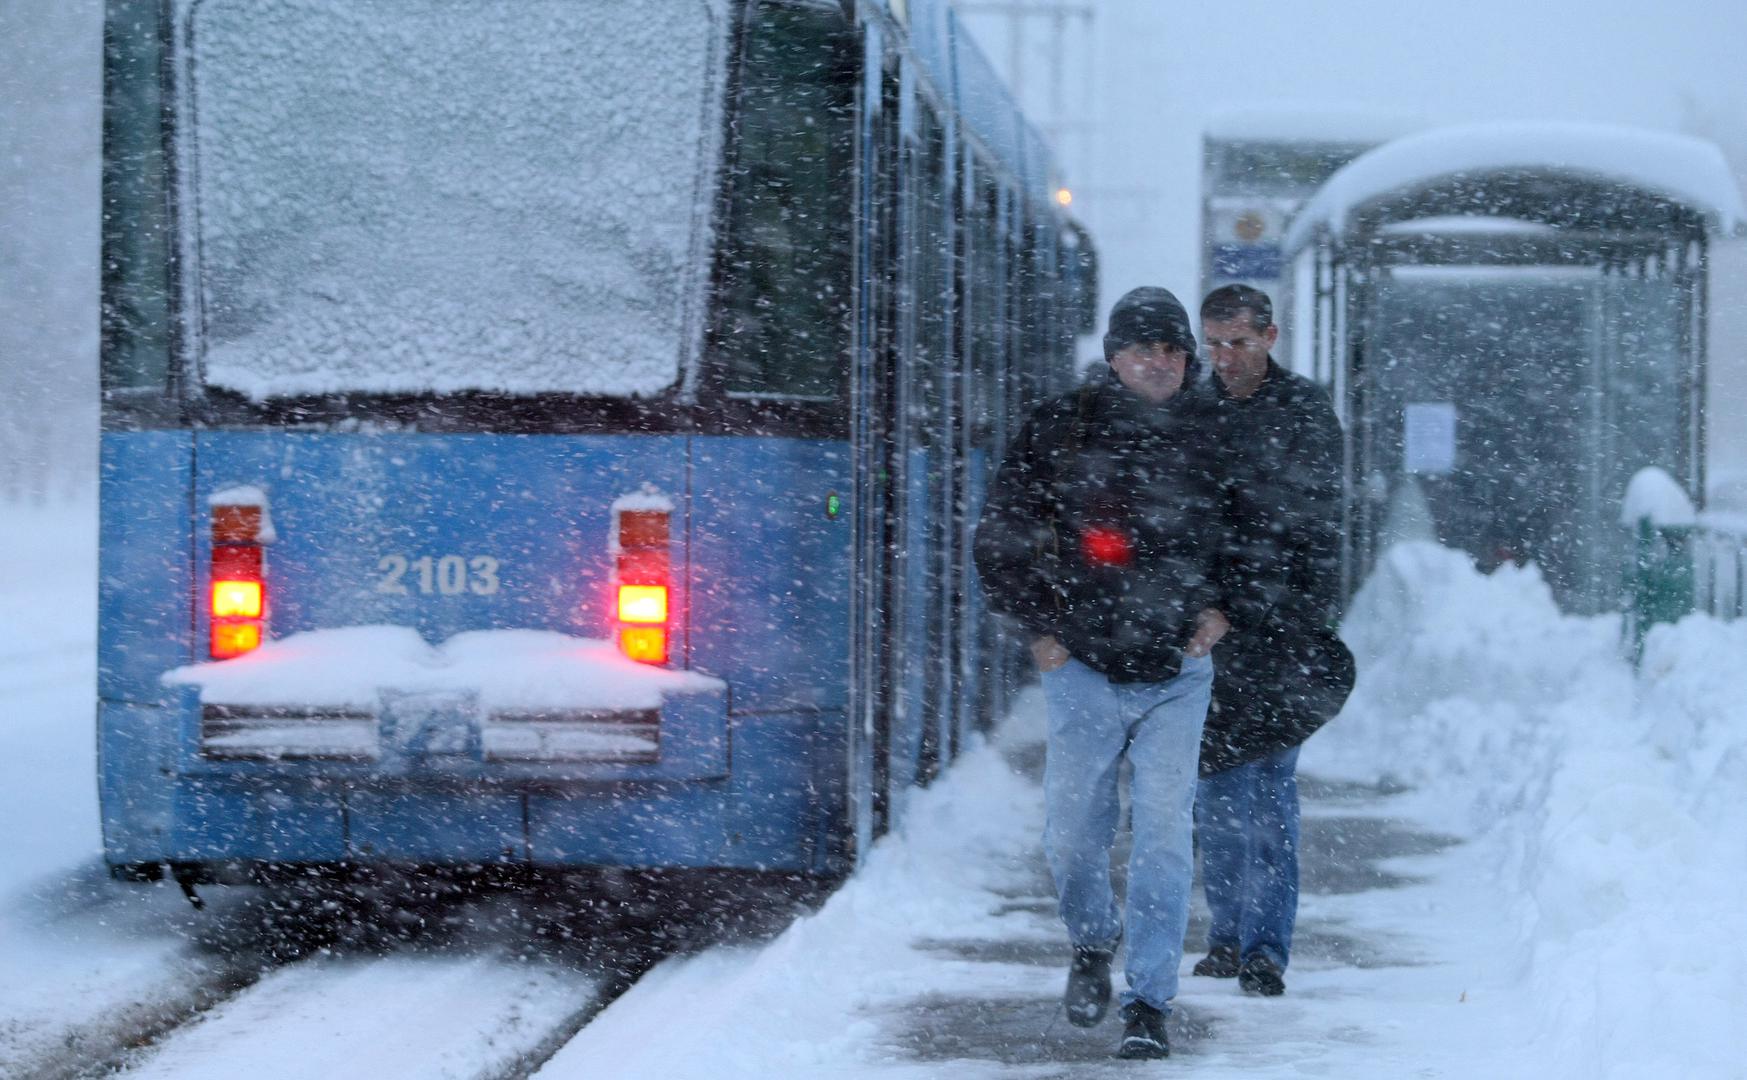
[{"xmin": 1309, "ymin": 541, "xmax": 1747, "ymax": 1076}]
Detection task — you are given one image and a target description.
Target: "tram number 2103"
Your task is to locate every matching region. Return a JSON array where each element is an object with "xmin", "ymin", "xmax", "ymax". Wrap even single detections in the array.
[{"xmin": 375, "ymin": 554, "xmax": 502, "ymax": 596}]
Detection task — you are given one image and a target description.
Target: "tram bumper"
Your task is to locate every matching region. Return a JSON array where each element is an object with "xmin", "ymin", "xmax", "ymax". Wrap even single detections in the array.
[
  {"xmin": 185, "ymin": 685, "xmax": 727, "ymax": 780},
  {"xmin": 101, "ymin": 678, "xmax": 791, "ymax": 875}
]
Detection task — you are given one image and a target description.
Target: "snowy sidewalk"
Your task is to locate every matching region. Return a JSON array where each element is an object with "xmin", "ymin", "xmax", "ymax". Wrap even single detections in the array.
[
  {"xmin": 541, "ymin": 690, "xmax": 1518, "ymax": 1078},
  {"xmin": 545, "ymin": 543, "xmax": 1747, "ymax": 1078}
]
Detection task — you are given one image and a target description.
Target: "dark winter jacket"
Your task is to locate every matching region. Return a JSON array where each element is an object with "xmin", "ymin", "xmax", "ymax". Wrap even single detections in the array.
[
  {"xmin": 1198, "ymin": 358, "xmax": 1355, "ymax": 775},
  {"xmin": 972, "ymin": 370, "xmax": 1228, "ymax": 685}
]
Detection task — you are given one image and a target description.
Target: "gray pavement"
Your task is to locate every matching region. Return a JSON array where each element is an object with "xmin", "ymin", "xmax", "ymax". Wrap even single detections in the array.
[{"xmin": 870, "ymin": 735, "xmax": 1459, "ymax": 1073}]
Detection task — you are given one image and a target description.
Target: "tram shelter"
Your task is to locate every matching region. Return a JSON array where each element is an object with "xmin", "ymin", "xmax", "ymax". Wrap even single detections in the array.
[{"xmin": 1281, "ymin": 123, "xmax": 1744, "ymax": 612}]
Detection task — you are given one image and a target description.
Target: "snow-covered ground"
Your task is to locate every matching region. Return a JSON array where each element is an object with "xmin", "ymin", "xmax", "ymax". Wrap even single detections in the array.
[
  {"xmin": 541, "ymin": 543, "xmax": 1747, "ymax": 1078},
  {"xmin": 4, "ymin": 498, "xmax": 1745, "ymax": 1076}
]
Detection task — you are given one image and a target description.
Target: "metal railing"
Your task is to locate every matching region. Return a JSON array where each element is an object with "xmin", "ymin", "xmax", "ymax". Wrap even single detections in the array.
[{"xmin": 1692, "ymin": 523, "xmax": 1747, "ymax": 621}]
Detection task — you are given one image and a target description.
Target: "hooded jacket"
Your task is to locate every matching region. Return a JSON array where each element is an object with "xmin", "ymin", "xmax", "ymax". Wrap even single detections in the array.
[{"xmin": 973, "ymin": 368, "xmax": 1227, "ymax": 684}]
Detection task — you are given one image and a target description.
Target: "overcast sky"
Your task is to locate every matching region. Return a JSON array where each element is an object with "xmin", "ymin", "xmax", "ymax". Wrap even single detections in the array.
[{"xmin": 964, "ymin": 0, "xmax": 1747, "ymax": 300}]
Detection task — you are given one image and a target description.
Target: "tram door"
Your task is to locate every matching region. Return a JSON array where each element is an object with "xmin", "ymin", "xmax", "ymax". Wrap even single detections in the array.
[
  {"xmin": 906, "ymin": 106, "xmax": 954, "ymax": 790},
  {"xmin": 849, "ymin": 48, "xmax": 903, "ymax": 853}
]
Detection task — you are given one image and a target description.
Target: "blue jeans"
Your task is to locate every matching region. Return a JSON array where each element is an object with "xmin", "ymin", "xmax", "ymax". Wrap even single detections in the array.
[
  {"xmin": 1041, "ymin": 654, "xmax": 1214, "ymax": 1014},
  {"xmin": 1194, "ymin": 744, "xmax": 1301, "ymax": 969}
]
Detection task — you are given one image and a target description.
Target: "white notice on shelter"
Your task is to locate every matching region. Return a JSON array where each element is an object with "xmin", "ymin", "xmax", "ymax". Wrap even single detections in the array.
[{"xmin": 1404, "ymin": 402, "xmax": 1457, "ymax": 474}]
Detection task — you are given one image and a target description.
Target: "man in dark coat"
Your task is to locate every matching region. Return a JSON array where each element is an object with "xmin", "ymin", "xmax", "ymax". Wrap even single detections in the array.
[
  {"xmin": 1190, "ymin": 284, "xmax": 1355, "ymax": 997},
  {"xmin": 973, "ymin": 286, "xmax": 1233, "ymax": 1060}
]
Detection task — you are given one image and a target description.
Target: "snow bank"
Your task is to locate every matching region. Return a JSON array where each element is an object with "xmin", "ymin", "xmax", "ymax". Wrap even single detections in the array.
[
  {"xmin": 1307, "ymin": 541, "xmax": 1747, "ymax": 1076},
  {"xmin": 1325, "ymin": 541, "xmax": 1621, "ymax": 780},
  {"xmin": 163, "ymin": 626, "xmax": 721, "ymax": 711},
  {"xmin": 0, "ymin": 496, "xmax": 98, "ymax": 883}
]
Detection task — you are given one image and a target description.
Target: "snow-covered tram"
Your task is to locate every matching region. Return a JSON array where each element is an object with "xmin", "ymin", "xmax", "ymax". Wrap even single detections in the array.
[{"xmin": 98, "ymin": 0, "xmax": 1097, "ymax": 889}]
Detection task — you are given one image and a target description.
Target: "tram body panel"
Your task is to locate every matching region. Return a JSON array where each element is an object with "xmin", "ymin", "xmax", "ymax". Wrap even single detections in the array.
[
  {"xmin": 98, "ymin": 430, "xmax": 857, "ymax": 874},
  {"xmin": 98, "ymin": 432, "xmax": 197, "ymax": 705},
  {"xmin": 889, "ymin": 445, "xmax": 935, "ymax": 793},
  {"xmin": 687, "ymin": 436, "xmax": 852, "ymax": 714},
  {"xmin": 188, "ymin": 432, "xmax": 686, "ymax": 644},
  {"xmin": 97, "ymin": 433, "xmax": 196, "ymax": 869}
]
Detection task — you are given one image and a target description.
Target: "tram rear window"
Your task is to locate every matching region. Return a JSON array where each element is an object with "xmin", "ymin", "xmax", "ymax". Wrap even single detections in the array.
[{"xmin": 180, "ymin": 0, "xmax": 728, "ymax": 400}]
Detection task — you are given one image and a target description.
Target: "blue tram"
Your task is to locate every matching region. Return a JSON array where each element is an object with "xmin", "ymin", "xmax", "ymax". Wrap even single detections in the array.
[{"xmin": 98, "ymin": 0, "xmax": 1096, "ymax": 886}]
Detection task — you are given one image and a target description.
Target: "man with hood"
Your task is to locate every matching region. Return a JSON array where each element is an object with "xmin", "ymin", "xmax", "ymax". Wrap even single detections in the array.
[
  {"xmin": 1190, "ymin": 284, "xmax": 1355, "ymax": 997},
  {"xmin": 973, "ymin": 286, "xmax": 1232, "ymax": 1060}
]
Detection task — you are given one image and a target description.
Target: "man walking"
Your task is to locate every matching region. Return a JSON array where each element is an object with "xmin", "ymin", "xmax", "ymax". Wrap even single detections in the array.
[
  {"xmin": 1191, "ymin": 284, "xmax": 1354, "ymax": 997},
  {"xmin": 974, "ymin": 287, "xmax": 1232, "ymax": 1060}
]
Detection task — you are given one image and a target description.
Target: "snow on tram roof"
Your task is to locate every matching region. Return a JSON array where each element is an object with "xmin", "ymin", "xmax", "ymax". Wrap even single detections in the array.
[{"xmin": 1285, "ymin": 122, "xmax": 1746, "ymax": 252}]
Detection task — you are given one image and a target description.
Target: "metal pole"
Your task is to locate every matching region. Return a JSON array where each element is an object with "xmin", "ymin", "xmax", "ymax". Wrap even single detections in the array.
[
  {"xmin": 1693, "ymin": 230, "xmax": 1709, "ymax": 508},
  {"xmin": 1048, "ymin": 9, "xmax": 1066, "ymax": 154}
]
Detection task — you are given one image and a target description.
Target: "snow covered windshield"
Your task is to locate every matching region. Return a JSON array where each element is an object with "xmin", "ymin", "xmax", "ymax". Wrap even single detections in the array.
[{"xmin": 179, "ymin": 0, "xmax": 727, "ymax": 400}]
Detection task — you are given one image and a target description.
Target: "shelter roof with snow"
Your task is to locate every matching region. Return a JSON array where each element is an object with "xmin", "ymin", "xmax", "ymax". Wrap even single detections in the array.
[{"xmin": 1284, "ymin": 123, "xmax": 1746, "ymax": 254}]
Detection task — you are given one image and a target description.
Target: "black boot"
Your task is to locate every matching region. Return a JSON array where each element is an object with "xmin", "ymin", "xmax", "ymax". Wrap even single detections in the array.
[
  {"xmin": 1116, "ymin": 1000, "xmax": 1169, "ymax": 1059},
  {"xmin": 1063, "ymin": 945, "xmax": 1114, "ymax": 1027},
  {"xmin": 1238, "ymin": 953, "xmax": 1286, "ymax": 996},
  {"xmin": 1192, "ymin": 943, "xmax": 1240, "ymax": 978}
]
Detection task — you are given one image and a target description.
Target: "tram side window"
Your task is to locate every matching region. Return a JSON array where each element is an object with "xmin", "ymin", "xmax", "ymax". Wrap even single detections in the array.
[
  {"xmin": 910, "ymin": 106, "xmax": 951, "ymax": 443},
  {"xmin": 1000, "ymin": 193, "xmax": 1028, "ymax": 434},
  {"xmin": 1020, "ymin": 221, "xmax": 1053, "ymax": 399},
  {"xmin": 966, "ymin": 169, "xmax": 1004, "ymax": 448},
  {"xmin": 100, "ymin": 0, "xmax": 173, "ymax": 394},
  {"xmin": 717, "ymin": 4, "xmax": 855, "ymax": 399}
]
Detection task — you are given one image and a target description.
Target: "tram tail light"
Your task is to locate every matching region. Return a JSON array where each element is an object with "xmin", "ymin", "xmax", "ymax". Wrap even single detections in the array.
[
  {"xmin": 211, "ymin": 622, "xmax": 263, "ymax": 659},
  {"xmin": 617, "ymin": 584, "xmax": 669, "ymax": 624},
  {"xmin": 208, "ymin": 490, "xmax": 270, "ymax": 660},
  {"xmin": 619, "ymin": 626, "xmax": 669, "ymax": 665},
  {"xmin": 211, "ymin": 579, "xmax": 264, "ymax": 619},
  {"xmin": 614, "ymin": 507, "xmax": 671, "ymax": 665}
]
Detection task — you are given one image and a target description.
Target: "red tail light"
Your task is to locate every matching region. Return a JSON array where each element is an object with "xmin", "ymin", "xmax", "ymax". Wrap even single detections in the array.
[
  {"xmin": 211, "ymin": 580, "xmax": 264, "ymax": 619},
  {"xmin": 617, "ymin": 584, "xmax": 669, "ymax": 624},
  {"xmin": 614, "ymin": 508, "xmax": 671, "ymax": 665},
  {"xmin": 209, "ymin": 493, "xmax": 269, "ymax": 659}
]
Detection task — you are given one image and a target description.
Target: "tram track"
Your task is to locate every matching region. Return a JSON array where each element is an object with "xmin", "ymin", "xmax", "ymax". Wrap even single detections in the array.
[
  {"xmin": 27, "ymin": 870, "xmax": 827, "ymax": 1079},
  {"xmin": 22, "ymin": 873, "xmax": 491, "ymax": 1080},
  {"xmin": 473, "ymin": 870, "xmax": 836, "ymax": 1080}
]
